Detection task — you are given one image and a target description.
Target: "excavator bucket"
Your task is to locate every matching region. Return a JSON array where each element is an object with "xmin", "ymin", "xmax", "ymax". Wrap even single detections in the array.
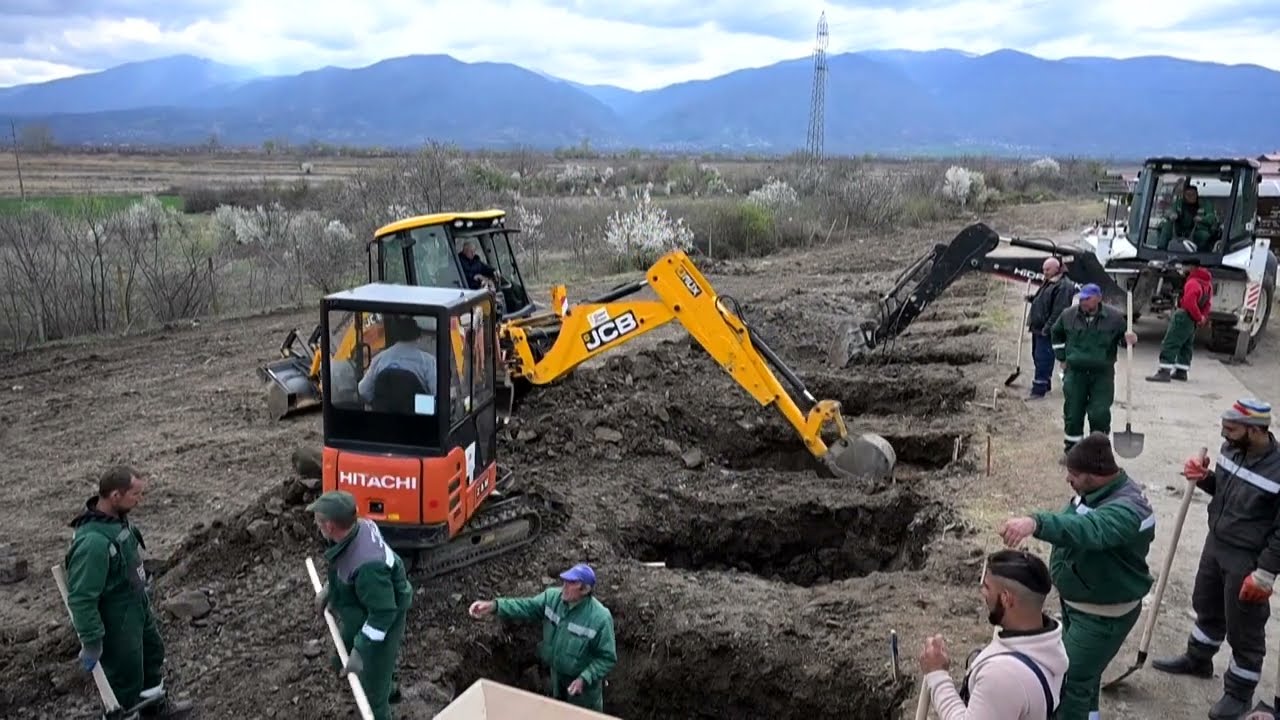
[
  {"xmin": 259, "ymin": 327, "xmax": 323, "ymax": 420},
  {"xmin": 822, "ymin": 433, "xmax": 898, "ymax": 482}
]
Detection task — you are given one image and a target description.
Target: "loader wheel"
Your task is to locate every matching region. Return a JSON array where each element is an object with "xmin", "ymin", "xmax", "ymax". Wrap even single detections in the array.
[{"xmin": 1207, "ymin": 280, "xmax": 1273, "ymax": 356}]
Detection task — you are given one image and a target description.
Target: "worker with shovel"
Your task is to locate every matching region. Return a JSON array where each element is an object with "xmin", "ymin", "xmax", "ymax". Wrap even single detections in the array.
[
  {"xmin": 1152, "ymin": 398, "xmax": 1280, "ymax": 719},
  {"xmin": 999, "ymin": 433, "xmax": 1155, "ymax": 720},
  {"xmin": 310, "ymin": 490, "xmax": 414, "ymax": 720},
  {"xmin": 1049, "ymin": 283, "xmax": 1137, "ymax": 458},
  {"xmin": 64, "ymin": 465, "xmax": 193, "ymax": 718}
]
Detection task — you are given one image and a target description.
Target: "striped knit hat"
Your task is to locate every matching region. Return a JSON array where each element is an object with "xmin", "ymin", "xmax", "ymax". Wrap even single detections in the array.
[{"xmin": 1222, "ymin": 398, "xmax": 1272, "ymax": 427}]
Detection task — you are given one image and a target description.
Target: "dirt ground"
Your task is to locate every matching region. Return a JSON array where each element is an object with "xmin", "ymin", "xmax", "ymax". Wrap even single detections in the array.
[{"xmin": 0, "ymin": 199, "xmax": 1203, "ymax": 720}]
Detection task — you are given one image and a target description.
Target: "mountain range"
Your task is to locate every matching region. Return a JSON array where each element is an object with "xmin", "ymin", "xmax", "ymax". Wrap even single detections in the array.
[{"xmin": 1, "ymin": 50, "xmax": 1277, "ymax": 157}]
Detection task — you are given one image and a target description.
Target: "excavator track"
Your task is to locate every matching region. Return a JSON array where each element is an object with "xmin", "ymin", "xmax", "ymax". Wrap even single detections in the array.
[{"xmin": 410, "ymin": 490, "xmax": 565, "ymax": 579}]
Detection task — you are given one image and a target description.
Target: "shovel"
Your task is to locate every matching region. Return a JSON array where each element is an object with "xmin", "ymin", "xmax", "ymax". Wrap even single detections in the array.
[
  {"xmin": 913, "ymin": 677, "xmax": 931, "ymax": 720},
  {"xmin": 1005, "ymin": 278, "xmax": 1033, "ymax": 386},
  {"xmin": 1113, "ymin": 288, "xmax": 1145, "ymax": 458},
  {"xmin": 306, "ymin": 557, "xmax": 375, "ymax": 720},
  {"xmin": 1102, "ymin": 447, "xmax": 1207, "ymax": 690}
]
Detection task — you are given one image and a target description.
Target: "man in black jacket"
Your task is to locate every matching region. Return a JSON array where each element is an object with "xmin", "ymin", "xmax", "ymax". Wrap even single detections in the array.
[
  {"xmin": 1153, "ymin": 398, "xmax": 1280, "ymax": 718},
  {"xmin": 1026, "ymin": 257, "xmax": 1077, "ymax": 400}
]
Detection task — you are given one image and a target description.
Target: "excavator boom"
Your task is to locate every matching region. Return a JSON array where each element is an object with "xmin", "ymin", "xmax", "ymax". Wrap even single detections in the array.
[
  {"xmin": 828, "ymin": 222, "xmax": 1124, "ymax": 365},
  {"xmin": 502, "ymin": 251, "xmax": 896, "ymax": 481}
]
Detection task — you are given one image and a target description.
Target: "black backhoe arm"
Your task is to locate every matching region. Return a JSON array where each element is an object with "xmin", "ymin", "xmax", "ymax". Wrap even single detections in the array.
[{"xmin": 854, "ymin": 222, "xmax": 1122, "ymax": 351}]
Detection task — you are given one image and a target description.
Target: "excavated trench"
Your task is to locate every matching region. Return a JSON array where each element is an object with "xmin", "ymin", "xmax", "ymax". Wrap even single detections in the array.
[
  {"xmin": 801, "ymin": 366, "xmax": 978, "ymax": 416},
  {"xmin": 447, "ymin": 562, "xmax": 916, "ymax": 720},
  {"xmin": 617, "ymin": 483, "xmax": 940, "ymax": 587}
]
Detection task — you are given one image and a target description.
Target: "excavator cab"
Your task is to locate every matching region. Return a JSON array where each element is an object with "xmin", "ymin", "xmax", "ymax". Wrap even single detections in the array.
[
  {"xmin": 316, "ymin": 283, "xmax": 541, "ymax": 576},
  {"xmin": 260, "ymin": 209, "xmax": 543, "ymax": 421}
]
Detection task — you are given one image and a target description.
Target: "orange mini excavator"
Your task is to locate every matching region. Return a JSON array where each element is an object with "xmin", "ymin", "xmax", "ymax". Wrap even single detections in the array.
[{"xmin": 311, "ymin": 282, "xmax": 548, "ymax": 578}]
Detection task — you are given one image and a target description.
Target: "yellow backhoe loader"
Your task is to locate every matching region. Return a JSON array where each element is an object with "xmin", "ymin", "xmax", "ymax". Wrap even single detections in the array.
[{"xmin": 261, "ymin": 209, "xmax": 895, "ymax": 481}]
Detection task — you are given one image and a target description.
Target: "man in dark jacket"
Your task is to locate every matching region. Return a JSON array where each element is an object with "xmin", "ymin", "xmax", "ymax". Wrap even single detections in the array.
[
  {"xmin": 1147, "ymin": 264, "xmax": 1213, "ymax": 382},
  {"xmin": 1026, "ymin": 256, "xmax": 1079, "ymax": 399},
  {"xmin": 310, "ymin": 491, "xmax": 414, "ymax": 720},
  {"xmin": 1049, "ymin": 283, "xmax": 1137, "ymax": 455},
  {"xmin": 1153, "ymin": 398, "xmax": 1280, "ymax": 719},
  {"xmin": 458, "ymin": 241, "xmax": 499, "ymax": 290},
  {"xmin": 64, "ymin": 466, "xmax": 192, "ymax": 717},
  {"xmin": 999, "ymin": 433, "xmax": 1155, "ymax": 720}
]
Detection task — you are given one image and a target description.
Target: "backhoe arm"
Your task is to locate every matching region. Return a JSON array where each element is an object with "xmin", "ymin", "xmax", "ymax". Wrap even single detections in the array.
[
  {"xmin": 502, "ymin": 251, "xmax": 894, "ymax": 480},
  {"xmin": 846, "ymin": 222, "xmax": 1123, "ymax": 356}
]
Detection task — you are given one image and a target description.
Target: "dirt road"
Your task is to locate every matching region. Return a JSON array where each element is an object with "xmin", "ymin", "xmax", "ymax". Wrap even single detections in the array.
[{"xmin": 973, "ymin": 285, "xmax": 1280, "ymax": 719}]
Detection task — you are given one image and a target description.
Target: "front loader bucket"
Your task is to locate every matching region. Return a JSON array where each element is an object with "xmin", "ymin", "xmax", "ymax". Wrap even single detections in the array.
[{"xmin": 259, "ymin": 356, "xmax": 321, "ymax": 421}]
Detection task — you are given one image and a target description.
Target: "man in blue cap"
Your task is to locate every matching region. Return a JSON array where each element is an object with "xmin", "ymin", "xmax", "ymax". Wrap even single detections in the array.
[
  {"xmin": 1154, "ymin": 398, "xmax": 1280, "ymax": 718},
  {"xmin": 1049, "ymin": 282, "xmax": 1136, "ymax": 458},
  {"xmin": 469, "ymin": 562, "xmax": 618, "ymax": 712}
]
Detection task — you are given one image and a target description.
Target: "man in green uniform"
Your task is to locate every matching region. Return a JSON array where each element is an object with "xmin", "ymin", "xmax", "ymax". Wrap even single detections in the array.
[
  {"xmin": 310, "ymin": 491, "xmax": 413, "ymax": 720},
  {"xmin": 1050, "ymin": 283, "xmax": 1137, "ymax": 457},
  {"xmin": 1000, "ymin": 433, "xmax": 1156, "ymax": 720},
  {"xmin": 1158, "ymin": 184, "xmax": 1220, "ymax": 252},
  {"xmin": 65, "ymin": 465, "xmax": 193, "ymax": 718},
  {"xmin": 469, "ymin": 563, "xmax": 618, "ymax": 712}
]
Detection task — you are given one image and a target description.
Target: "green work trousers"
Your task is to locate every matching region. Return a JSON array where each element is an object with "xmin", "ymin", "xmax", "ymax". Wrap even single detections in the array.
[
  {"xmin": 1158, "ymin": 309, "xmax": 1196, "ymax": 373},
  {"xmin": 332, "ymin": 611, "xmax": 407, "ymax": 720},
  {"xmin": 1157, "ymin": 222, "xmax": 1211, "ymax": 252},
  {"xmin": 1059, "ymin": 601, "xmax": 1142, "ymax": 720},
  {"xmin": 551, "ymin": 670, "xmax": 605, "ymax": 713},
  {"xmin": 99, "ymin": 601, "xmax": 165, "ymax": 709},
  {"xmin": 1062, "ymin": 366, "xmax": 1115, "ymax": 451}
]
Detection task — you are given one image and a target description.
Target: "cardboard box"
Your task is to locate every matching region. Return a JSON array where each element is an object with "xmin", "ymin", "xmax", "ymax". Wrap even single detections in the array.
[{"xmin": 434, "ymin": 679, "xmax": 621, "ymax": 720}]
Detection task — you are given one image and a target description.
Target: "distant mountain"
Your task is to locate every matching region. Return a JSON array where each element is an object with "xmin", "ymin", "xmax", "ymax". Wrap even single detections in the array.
[
  {"xmin": 0, "ymin": 55, "xmax": 257, "ymax": 115},
  {"xmin": 3, "ymin": 50, "xmax": 1278, "ymax": 156}
]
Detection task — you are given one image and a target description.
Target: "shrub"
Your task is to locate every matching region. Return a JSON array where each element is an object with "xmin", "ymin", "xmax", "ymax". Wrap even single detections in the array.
[{"xmin": 603, "ymin": 188, "xmax": 694, "ymax": 271}]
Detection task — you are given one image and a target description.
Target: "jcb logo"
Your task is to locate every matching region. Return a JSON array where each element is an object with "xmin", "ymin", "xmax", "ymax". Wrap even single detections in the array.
[
  {"xmin": 582, "ymin": 311, "xmax": 639, "ymax": 352},
  {"xmin": 677, "ymin": 267, "xmax": 703, "ymax": 297}
]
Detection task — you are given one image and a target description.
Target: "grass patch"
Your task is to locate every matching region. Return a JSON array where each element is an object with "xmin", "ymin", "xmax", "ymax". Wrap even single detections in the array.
[{"xmin": 0, "ymin": 194, "xmax": 183, "ymax": 215}]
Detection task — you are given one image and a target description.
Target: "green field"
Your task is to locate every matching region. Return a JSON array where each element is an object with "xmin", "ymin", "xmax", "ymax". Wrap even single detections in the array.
[{"xmin": 0, "ymin": 194, "xmax": 183, "ymax": 215}]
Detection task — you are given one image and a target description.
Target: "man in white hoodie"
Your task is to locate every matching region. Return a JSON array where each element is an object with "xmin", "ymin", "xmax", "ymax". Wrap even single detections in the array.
[{"xmin": 920, "ymin": 549, "xmax": 1069, "ymax": 719}]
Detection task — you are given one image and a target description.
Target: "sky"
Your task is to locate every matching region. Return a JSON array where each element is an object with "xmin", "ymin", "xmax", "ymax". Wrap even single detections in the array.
[{"xmin": 2, "ymin": 0, "xmax": 1279, "ymax": 90}]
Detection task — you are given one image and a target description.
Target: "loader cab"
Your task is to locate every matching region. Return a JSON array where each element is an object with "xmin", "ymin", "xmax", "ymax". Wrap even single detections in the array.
[
  {"xmin": 1128, "ymin": 158, "xmax": 1260, "ymax": 264},
  {"xmin": 368, "ymin": 210, "xmax": 535, "ymax": 321},
  {"xmin": 318, "ymin": 283, "xmax": 500, "ymax": 550}
]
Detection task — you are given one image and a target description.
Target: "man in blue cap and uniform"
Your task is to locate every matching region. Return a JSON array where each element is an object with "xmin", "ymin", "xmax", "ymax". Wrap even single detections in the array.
[
  {"xmin": 469, "ymin": 563, "xmax": 618, "ymax": 712},
  {"xmin": 1049, "ymin": 282, "xmax": 1136, "ymax": 458},
  {"xmin": 1154, "ymin": 398, "xmax": 1280, "ymax": 718}
]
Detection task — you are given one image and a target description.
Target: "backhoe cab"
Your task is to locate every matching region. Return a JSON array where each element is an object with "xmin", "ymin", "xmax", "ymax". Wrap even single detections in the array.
[
  {"xmin": 1084, "ymin": 157, "xmax": 1278, "ymax": 360},
  {"xmin": 260, "ymin": 210, "xmax": 544, "ymax": 420},
  {"xmin": 315, "ymin": 283, "xmax": 544, "ymax": 577}
]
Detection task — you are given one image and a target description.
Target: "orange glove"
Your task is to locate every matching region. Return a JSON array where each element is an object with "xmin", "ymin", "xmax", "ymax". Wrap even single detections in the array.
[
  {"xmin": 1240, "ymin": 571, "xmax": 1275, "ymax": 604},
  {"xmin": 1183, "ymin": 454, "xmax": 1210, "ymax": 482}
]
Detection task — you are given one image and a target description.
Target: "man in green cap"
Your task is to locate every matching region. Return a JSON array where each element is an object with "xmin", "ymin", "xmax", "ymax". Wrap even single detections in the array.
[
  {"xmin": 469, "ymin": 563, "xmax": 618, "ymax": 712},
  {"xmin": 309, "ymin": 490, "xmax": 413, "ymax": 720},
  {"xmin": 999, "ymin": 432, "xmax": 1155, "ymax": 720},
  {"xmin": 65, "ymin": 465, "xmax": 193, "ymax": 717}
]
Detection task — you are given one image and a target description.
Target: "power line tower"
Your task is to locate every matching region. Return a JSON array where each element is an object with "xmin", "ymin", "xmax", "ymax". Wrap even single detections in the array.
[{"xmin": 804, "ymin": 11, "xmax": 829, "ymax": 169}]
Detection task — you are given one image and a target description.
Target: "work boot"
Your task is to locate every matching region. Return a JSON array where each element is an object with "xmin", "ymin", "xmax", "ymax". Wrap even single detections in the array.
[
  {"xmin": 1209, "ymin": 690, "xmax": 1252, "ymax": 719},
  {"xmin": 1151, "ymin": 653, "xmax": 1214, "ymax": 678},
  {"xmin": 1146, "ymin": 368, "xmax": 1172, "ymax": 383},
  {"xmin": 1173, "ymin": 369, "xmax": 1188, "ymax": 381}
]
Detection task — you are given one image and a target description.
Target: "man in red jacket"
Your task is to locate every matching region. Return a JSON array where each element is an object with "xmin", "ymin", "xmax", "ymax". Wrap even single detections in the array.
[{"xmin": 1147, "ymin": 264, "xmax": 1213, "ymax": 382}]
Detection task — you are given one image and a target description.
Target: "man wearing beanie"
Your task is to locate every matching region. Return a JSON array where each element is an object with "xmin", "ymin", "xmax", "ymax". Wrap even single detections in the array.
[
  {"xmin": 920, "ymin": 549, "xmax": 1068, "ymax": 719},
  {"xmin": 1153, "ymin": 398, "xmax": 1280, "ymax": 718},
  {"xmin": 1000, "ymin": 432, "xmax": 1155, "ymax": 720},
  {"xmin": 1049, "ymin": 282, "xmax": 1137, "ymax": 457}
]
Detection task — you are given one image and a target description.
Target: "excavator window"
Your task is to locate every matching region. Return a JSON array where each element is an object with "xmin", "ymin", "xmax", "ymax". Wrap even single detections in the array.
[
  {"xmin": 411, "ymin": 226, "xmax": 465, "ymax": 289},
  {"xmin": 323, "ymin": 305, "xmax": 447, "ymax": 449}
]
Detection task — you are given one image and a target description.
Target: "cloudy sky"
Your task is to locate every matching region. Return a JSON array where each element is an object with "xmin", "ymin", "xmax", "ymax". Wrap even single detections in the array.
[{"xmin": 2, "ymin": 0, "xmax": 1278, "ymax": 90}]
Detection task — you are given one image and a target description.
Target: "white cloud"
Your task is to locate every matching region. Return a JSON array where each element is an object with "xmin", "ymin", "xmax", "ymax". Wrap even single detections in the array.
[{"xmin": 0, "ymin": 0, "xmax": 1277, "ymax": 91}]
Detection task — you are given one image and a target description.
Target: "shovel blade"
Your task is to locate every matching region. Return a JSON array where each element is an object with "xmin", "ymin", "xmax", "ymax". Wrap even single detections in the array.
[
  {"xmin": 1003, "ymin": 368, "xmax": 1021, "ymax": 386},
  {"xmin": 1113, "ymin": 427, "xmax": 1145, "ymax": 459}
]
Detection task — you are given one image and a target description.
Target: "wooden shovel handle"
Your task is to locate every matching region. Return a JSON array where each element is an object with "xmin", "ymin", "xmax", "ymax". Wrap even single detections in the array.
[{"xmin": 1136, "ymin": 447, "xmax": 1208, "ymax": 652}]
